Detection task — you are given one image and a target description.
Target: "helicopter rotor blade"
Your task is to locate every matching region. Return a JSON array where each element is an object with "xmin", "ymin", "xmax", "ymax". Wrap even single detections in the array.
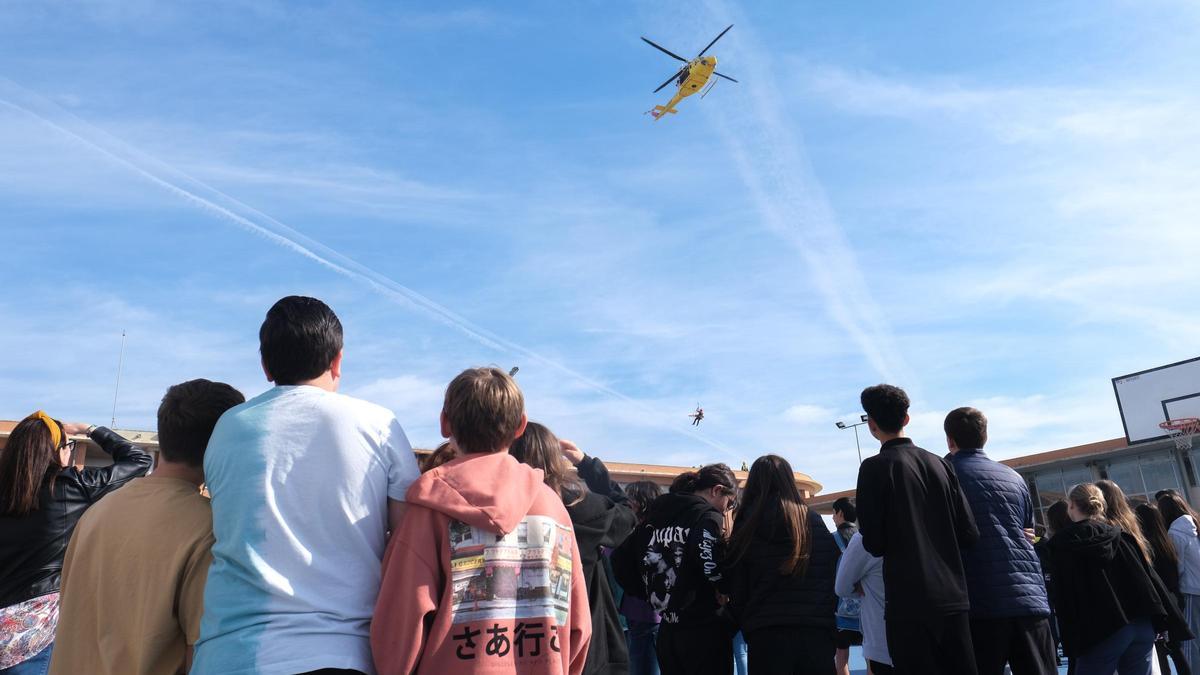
[
  {"xmin": 714, "ymin": 71, "xmax": 739, "ymax": 83},
  {"xmin": 653, "ymin": 69, "xmax": 682, "ymax": 93},
  {"xmin": 641, "ymin": 37, "xmax": 688, "ymax": 63},
  {"xmin": 697, "ymin": 24, "xmax": 733, "ymax": 57}
]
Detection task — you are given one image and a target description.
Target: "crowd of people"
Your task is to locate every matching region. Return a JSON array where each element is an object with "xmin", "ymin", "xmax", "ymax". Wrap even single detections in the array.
[{"xmin": 1, "ymin": 294, "xmax": 1200, "ymax": 675}]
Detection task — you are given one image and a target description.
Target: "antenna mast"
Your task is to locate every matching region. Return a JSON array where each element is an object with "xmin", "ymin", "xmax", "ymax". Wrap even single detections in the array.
[{"xmin": 111, "ymin": 330, "xmax": 126, "ymax": 427}]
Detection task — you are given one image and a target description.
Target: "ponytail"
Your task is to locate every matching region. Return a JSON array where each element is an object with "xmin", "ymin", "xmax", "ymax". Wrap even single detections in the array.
[
  {"xmin": 670, "ymin": 471, "xmax": 699, "ymax": 494},
  {"xmin": 670, "ymin": 464, "xmax": 736, "ymax": 496},
  {"xmin": 1068, "ymin": 483, "xmax": 1106, "ymax": 521}
]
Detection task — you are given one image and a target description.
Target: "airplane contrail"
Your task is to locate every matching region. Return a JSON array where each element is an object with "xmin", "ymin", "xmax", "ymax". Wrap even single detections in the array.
[
  {"xmin": 693, "ymin": 1, "xmax": 919, "ymax": 390},
  {"xmin": 0, "ymin": 78, "xmax": 737, "ymax": 455}
]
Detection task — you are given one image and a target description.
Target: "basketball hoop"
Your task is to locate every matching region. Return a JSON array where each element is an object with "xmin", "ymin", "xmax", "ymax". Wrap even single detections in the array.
[{"xmin": 1161, "ymin": 418, "xmax": 1200, "ymax": 451}]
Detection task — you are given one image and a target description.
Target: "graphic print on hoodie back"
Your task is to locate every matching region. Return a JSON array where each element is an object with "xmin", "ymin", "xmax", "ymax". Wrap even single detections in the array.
[
  {"xmin": 644, "ymin": 523, "xmax": 688, "ymax": 616},
  {"xmin": 449, "ymin": 516, "xmax": 574, "ymax": 629},
  {"xmin": 618, "ymin": 493, "xmax": 725, "ymax": 626},
  {"xmin": 371, "ymin": 452, "xmax": 591, "ymax": 675}
]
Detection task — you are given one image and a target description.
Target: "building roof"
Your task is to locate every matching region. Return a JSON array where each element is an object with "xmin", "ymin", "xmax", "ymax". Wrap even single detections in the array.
[
  {"xmin": 1002, "ymin": 437, "xmax": 1127, "ymax": 470},
  {"xmin": 807, "ymin": 436, "xmax": 1133, "ymax": 514},
  {"xmin": 413, "ymin": 449, "xmax": 822, "ymax": 496},
  {"xmin": 0, "ymin": 421, "xmax": 822, "ymax": 496}
]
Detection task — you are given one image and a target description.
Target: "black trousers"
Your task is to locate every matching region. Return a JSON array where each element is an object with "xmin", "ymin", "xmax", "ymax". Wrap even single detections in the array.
[
  {"xmin": 657, "ymin": 622, "xmax": 733, "ymax": 675},
  {"xmin": 885, "ymin": 611, "xmax": 978, "ymax": 675},
  {"xmin": 745, "ymin": 625, "xmax": 836, "ymax": 675},
  {"xmin": 869, "ymin": 662, "xmax": 895, "ymax": 674},
  {"xmin": 969, "ymin": 615, "xmax": 1057, "ymax": 675}
]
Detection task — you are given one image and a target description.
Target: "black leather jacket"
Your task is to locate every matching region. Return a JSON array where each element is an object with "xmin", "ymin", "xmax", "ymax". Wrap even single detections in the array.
[{"xmin": 0, "ymin": 427, "xmax": 152, "ymax": 608}]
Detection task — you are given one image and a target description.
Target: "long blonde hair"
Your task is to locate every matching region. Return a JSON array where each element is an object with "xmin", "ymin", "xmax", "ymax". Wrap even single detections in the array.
[{"xmin": 1095, "ymin": 479, "xmax": 1152, "ymax": 563}]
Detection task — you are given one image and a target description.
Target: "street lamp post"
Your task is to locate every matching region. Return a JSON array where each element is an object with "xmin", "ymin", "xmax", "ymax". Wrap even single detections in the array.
[{"xmin": 835, "ymin": 414, "xmax": 870, "ymax": 464}]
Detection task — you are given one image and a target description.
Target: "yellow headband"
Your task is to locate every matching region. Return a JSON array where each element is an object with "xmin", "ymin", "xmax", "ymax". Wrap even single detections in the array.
[{"xmin": 25, "ymin": 410, "xmax": 62, "ymax": 449}]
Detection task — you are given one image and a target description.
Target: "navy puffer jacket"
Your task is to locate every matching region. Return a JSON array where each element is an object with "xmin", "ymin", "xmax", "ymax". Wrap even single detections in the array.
[{"xmin": 949, "ymin": 448, "xmax": 1050, "ymax": 619}]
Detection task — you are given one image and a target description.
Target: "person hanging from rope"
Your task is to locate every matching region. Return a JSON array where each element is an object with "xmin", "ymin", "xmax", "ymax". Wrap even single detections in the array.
[{"xmin": 689, "ymin": 405, "xmax": 704, "ymax": 426}]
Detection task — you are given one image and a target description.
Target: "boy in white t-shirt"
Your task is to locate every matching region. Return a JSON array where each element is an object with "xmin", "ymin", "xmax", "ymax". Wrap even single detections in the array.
[{"xmin": 193, "ymin": 296, "xmax": 420, "ymax": 675}]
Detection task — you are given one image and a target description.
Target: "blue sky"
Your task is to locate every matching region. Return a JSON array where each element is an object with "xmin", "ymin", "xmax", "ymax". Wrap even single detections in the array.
[{"xmin": 3, "ymin": 1, "xmax": 1199, "ymax": 494}]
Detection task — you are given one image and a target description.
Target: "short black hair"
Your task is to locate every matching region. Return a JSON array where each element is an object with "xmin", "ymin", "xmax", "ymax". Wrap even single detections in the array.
[
  {"xmin": 157, "ymin": 379, "xmax": 245, "ymax": 467},
  {"xmin": 259, "ymin": 296, "xmax": 344, "ymax": 385},
  {"xmin": 944, "ymin": 407, "xmax": 988, "ymax": 450},
  {"xmin": 860, "ymin": 384, "xmax": 910, "ymax": 434},
  {"xmin": 832, "ymin": 496, "xmax": 857, "ymax": 522}
]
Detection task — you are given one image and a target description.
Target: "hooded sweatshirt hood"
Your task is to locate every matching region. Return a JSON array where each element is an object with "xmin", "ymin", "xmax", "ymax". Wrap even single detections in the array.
[
  {"xmin": 372, "ymin": 450, "xmax": 592, "ymax": 675},
  {"xmin": 405, "ymin": 451, "xmax": 547, "ymax": 534},
  {"xmin": 1050, "ymin": 518, "xmax": 1121, "ymax": 563},
  {"xmin": 1167, "ymin": 514, "xmax": 1200, "ymax": 595},
  {"xmin": 646, "ymin": 492, "xmax": 716, "ymax": 530}
]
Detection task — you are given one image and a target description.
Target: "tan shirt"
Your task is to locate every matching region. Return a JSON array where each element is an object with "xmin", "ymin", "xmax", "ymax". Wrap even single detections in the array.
[{"xmin": 50, "ymin": 476, "xmax": 214, "ymax": 675}]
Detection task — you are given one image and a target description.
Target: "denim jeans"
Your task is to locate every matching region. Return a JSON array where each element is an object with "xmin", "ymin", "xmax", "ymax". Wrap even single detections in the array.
[
  {"xmin": 627, "ymin": 620, "xmax": 661, "ymax": 675},
  {"xmin": 732, "ymin": 631, "xmax": 749, "ymax": 675},
  {"xmin": 1075, "ymin": 618, "xmax": 1156, "ymax": 675},
  {"xmin": 0, "ymin": 644, "xmax": 53, "ymax": 675}
]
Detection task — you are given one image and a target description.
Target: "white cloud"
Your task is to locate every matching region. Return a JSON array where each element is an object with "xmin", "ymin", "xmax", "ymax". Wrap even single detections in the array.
[
  {"xmin": 348, "ymin": 374, "xmax": 446, "ymax": 442},
  {"xmin": 782, "ymin": 404, "xmax": 836, "ymax": 425}
]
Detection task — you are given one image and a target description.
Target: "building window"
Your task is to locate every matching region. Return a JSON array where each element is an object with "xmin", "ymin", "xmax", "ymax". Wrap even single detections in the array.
[
  {"xmin": 1182, "ymin": 451, "xmax": 1199, "ymax": 488},
  {"xmin": 1105, "ymin": 458, "xmax": 1147, "ymax": 503},
  {"xmin": 1030, "ymin": 465, "xmax": 1097, "ymax": 526},
  {"xmin": 1096, "ymin": 450, "xmax": 1185, "ymax": 505}
]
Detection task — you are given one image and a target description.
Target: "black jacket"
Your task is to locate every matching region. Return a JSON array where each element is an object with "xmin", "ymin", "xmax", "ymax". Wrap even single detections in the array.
[
  {"xmin": 612, "ymin": 492, "xmax": 728, "ymax": 627},
  {"xmin": 1034, "ymin": 537, "xmax": 1054, "ymax": 599},
  {"xmin": 1047, "ymin": 519, "xmax": 1193, "ymax": 656},
  {"xmin": 0, "ymin": 427, "xmax": 152, "ymax": 608},
  {"xmin": 728, "ymin": 504, "xmax": 838, "ymax": 635},
  {"xmin": 855, "ymin": 438, "xmax": 978, "ymax": 619},
  {"xmin": 565, "ymin": 456, "xmax": 636, "ymax": 675},
  {"xmin": 1150, "ymin": 545, "xmax": 1183, "ymax": 604}
]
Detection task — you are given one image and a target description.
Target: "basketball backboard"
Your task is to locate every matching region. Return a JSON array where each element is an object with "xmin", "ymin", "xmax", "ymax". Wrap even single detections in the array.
[{"xmin": 1113, "ymin": 356, "xmax": 1200, "ymax": 444}]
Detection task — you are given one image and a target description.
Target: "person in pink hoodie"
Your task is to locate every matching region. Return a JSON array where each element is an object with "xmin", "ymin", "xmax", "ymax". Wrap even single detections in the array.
[{"xmin": 372, "ymin": 367, "xmax": 592, "ymax": 675}]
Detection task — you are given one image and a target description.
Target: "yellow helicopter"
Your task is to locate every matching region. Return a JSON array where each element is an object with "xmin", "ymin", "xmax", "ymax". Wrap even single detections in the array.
[{"xmin": 642, "ymin": 25, "xmax": 739, "ymax": 120}]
